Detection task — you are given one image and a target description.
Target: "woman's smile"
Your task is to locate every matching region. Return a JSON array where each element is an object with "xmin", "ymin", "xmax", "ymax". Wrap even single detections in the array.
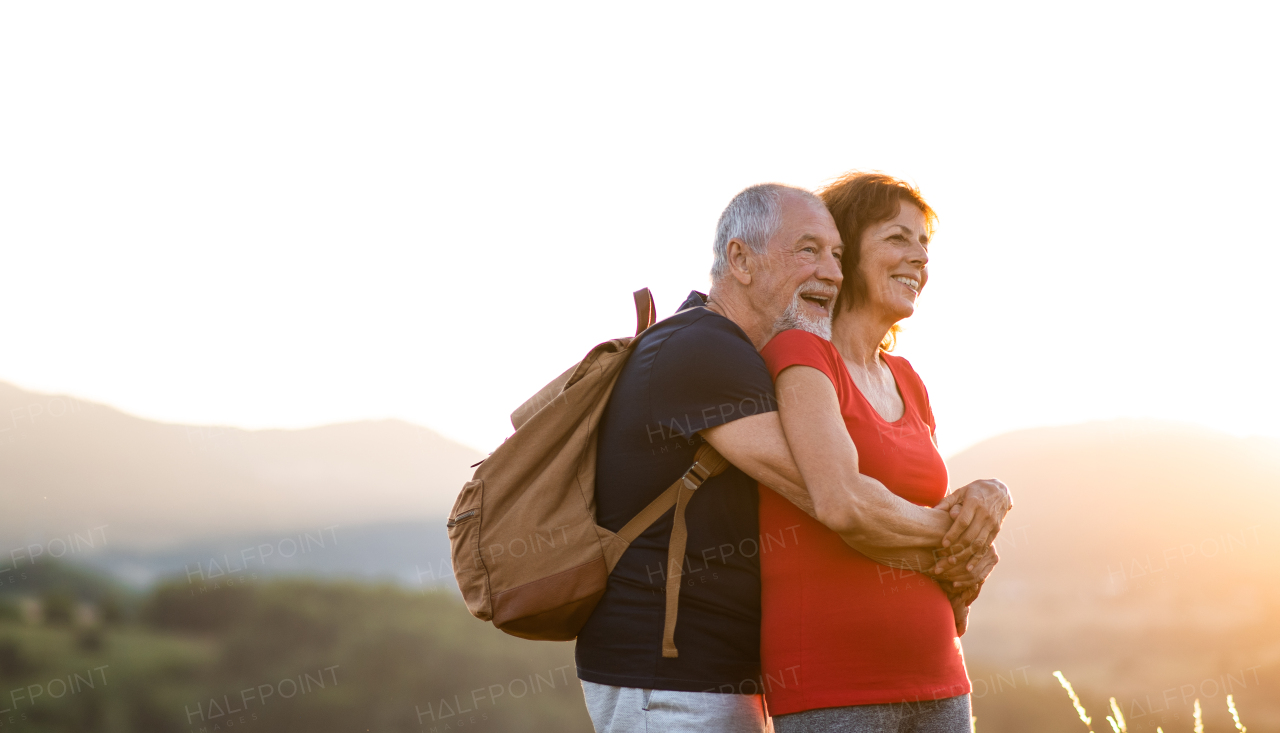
[{"xmin": 890, "ymin": 275, "xmax": 920, "ymax": 295}]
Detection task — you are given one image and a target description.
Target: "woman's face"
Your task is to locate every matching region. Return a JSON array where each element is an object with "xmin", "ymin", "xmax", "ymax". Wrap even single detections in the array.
[{"xmin": 856, "ymin": 203, "xmax": 930, "ymax": 323}]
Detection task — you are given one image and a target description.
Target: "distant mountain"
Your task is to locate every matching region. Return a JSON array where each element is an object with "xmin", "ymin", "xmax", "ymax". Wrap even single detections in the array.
[
  {"xmin": 949, "ymin": 419, "xmax": 1280, "ymax": 717},
  {"xmin": 0, "ymin": 381, "xmax": 483, "ymax": 550},
  {"xmin": 949, "ymin": 418, "xmax": 1280, "ymax": 583},
  {"xmin": 77, "ymin": 520, "xmax": 455, "ymax": 591},
  {"xmin": 8, "ymin": 380, "xmax": 1280, "ymax": 724}
]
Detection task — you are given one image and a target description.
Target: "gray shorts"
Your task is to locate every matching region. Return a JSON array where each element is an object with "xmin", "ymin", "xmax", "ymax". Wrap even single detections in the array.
[
  {"xmin": 580, "ymin": 680, "xmax": 772, "ymax": 733},
  {"xmin": 772, "ymin": 694, "xmax": 972, "ymax": 733}
]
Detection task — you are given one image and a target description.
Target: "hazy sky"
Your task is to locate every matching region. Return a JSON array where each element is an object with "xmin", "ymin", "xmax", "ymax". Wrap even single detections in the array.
[{"xmin": 2, "ymin": 2, "xmax": 1277, "ymax": 458}]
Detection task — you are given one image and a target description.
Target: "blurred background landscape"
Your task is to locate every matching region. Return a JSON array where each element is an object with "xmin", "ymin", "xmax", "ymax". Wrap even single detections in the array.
[
  {"xmin": 4, "ymin": 2, "xmax": 1278, "ymax": 732},
  {"xmin": 4, "ymin": 380, "xmax": 1278, "ymax": 732}
]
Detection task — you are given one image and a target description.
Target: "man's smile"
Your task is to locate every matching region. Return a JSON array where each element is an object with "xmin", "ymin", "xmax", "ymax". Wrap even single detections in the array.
[{"xmin": 801, "ymin": 291, "xmax": 833, "ymax": 313}]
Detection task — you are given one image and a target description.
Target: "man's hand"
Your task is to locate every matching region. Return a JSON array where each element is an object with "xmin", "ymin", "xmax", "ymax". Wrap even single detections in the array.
[
  {"xmin": 929, "ymin": 542, "xmax": 980, "ymax": 575},
  {"xmin": 946, "ymin": 582, "xmax": 983, "ymax": 636},
  {"xmin": 949, "ymin": 594, "xmax": 970, "ymax": 636},
  {"xmin": 931, "ymin": 546, "xmax": 998, "ymax": 589},
  {"xmin": 935, "ymin": 479, "xmax": 1011, "ymax": 561}
]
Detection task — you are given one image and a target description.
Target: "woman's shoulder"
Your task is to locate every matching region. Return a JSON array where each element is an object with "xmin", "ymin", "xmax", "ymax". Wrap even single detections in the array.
[
  {"xmin": 760, "ymin": 329, "xmax": 841, "ymax": 380},
  {"xmin": 882, "ymin": 352, "xmax": 935, "ymax": 420},
  {"xmin": 761, "ymin": 329, "xmax": 840, "ymax": 362},
  {"xmin": 880, "ymin": 351, "xmax": 916, "ymax": 373},
  {"xmin": 763, "ymin": 328, "xmax": 839, "ymax": 354},
  {"xmin": 882, "ymin": 352, "xmax": 928, "ymax": 386}
]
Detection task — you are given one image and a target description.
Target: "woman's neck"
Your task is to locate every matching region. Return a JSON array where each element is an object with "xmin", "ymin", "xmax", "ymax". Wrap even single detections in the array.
[{"xmin": 831, "ymin": 306, "xmax": 895, "ymax": 369}]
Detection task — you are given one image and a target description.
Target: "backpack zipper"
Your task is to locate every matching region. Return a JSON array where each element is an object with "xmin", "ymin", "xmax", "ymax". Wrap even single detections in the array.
[{"xmin": 447, "ymin": 509, "xmax": 477, "ymax": 528}]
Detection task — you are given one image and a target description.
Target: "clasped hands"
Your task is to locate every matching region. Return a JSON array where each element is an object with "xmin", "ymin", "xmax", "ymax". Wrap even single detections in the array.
[{"xmin": 924, "ymin": 478, "xmax": 1012, "ymax": 635}]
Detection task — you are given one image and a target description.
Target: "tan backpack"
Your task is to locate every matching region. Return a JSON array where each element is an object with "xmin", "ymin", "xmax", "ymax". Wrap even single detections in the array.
[{"xmin": 448, "ymin": 288, "xmax": 727, "ymax": 658}]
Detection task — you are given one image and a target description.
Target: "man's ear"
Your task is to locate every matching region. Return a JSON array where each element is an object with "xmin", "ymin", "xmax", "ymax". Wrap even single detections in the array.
[{"xmin": 725, "ymin": 238, "xmax": 753, "ymax": 285}]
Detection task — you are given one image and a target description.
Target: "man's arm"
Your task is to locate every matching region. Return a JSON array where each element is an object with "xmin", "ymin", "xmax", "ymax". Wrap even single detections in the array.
[
  {"xmin": 699, "ymin": 410, "xmax": 943, "ymax": 572},
  {"xmin": 702, "ymin": 365, "xmax": 955, "ymax": 568}
]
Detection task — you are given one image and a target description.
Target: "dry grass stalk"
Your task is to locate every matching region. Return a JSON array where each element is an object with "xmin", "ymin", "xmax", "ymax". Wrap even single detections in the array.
[
  {"xmin": 1051, "ymin": 674, "xmax": 1246, "ymax": 733},
  {"xmin": 1109, "ymin": 697, "xmax": 1127, "ymax": 732},
  {"xmin": 1227, "ymin": 694, "xmax": 1247, "ymax": 733},
  {"xmin": 1053, "ymin": 671, "xmax": 1094, "ymax": 732}
]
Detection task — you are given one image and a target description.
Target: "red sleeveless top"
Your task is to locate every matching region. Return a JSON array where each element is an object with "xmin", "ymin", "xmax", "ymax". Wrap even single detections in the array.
[{"xmin": 758, "ymin": 329, "xmax": 969, "ymax": 714}]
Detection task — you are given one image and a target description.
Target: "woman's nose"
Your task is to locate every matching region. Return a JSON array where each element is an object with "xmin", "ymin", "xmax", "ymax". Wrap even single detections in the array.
[{"xmin": 909, "ymin": 243, "xmax": 929, "ymax": 266}]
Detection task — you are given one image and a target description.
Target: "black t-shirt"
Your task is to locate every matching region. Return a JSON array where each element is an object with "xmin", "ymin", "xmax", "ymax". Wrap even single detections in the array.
[{"xmin": 575, "ymin": 291, "xmax": 778, "ymax": 693}]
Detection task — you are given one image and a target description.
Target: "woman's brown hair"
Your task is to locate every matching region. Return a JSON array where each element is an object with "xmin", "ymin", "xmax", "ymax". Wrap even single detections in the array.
[{"xmin": 817, "ymin": 171, "xmax": 937, "ymax": 350}]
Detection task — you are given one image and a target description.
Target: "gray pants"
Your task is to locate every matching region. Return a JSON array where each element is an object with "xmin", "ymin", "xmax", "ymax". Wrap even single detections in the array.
[
  {"xmin": 581, "ymin": 680, "xmax": 772, "ymax": 733},
  {"xmin": 773, "ymin": 695, "xmax": 971, "ymax": 733}
]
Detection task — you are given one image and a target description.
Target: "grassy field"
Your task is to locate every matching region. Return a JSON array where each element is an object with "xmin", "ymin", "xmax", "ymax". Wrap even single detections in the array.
[
  {"xmin": 1, "ymin": 575, "xmax": 591, "ymax": 733},
  {"xmin": 2, "ymin": 567, "xmax": 1274, "ymax": 733}
]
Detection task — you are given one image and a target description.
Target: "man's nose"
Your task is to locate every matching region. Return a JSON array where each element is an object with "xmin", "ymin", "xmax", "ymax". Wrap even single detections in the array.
[{"xmin": 818, "ymin": 249, "xmax": 843, "ymax": 285}]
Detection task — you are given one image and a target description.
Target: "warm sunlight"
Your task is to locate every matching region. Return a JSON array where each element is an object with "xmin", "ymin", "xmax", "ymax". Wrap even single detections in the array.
[
  {"xmin": 2, "ymin": 3, "xmax": 1277, "ymax": 459},
  {"xmin": 2, "ymin": 3, "xmax": 1277, "ymax": 733}
]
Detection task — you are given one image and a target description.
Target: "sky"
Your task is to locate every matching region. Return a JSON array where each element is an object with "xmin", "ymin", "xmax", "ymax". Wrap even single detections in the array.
[{"xmin": 2, "ymin": 2, "xmax": 1277, "ymax": 458}]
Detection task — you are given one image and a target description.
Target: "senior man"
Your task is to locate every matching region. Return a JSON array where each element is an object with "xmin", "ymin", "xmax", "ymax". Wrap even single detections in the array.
[{"xmin": 575, "ymin": 184, "xmax": 1009, "ymax": 732}]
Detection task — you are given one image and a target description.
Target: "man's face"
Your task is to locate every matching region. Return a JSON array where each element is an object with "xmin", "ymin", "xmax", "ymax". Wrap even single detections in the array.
[{"xmin": 750, "ymin": 193, "xmax": 844, "ymax": 338}]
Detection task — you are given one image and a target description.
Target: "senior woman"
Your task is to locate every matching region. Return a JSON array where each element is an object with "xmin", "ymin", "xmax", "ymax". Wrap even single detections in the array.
[{"xmin": 759, "ymin": 172, "xmax": 1006, "ymax": 732}]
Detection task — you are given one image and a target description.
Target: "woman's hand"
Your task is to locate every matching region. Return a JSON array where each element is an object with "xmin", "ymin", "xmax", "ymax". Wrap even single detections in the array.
[{"xmin": 934, "ymin": 479, "xmax": 1012, "ymax": 561}]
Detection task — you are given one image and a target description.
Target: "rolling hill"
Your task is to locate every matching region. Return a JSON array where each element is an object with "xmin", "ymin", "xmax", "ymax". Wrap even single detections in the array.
[
  {"xmin": 950, "ymin": 420, "xmax": 1280, "ymax": 728},
  {"xmin": 0, "ymin": 381, "xmax": 483, "ymax": 549},
  {"xmin": 5, "ymin": 380, "xmax": 1280, "ymax": 729}
]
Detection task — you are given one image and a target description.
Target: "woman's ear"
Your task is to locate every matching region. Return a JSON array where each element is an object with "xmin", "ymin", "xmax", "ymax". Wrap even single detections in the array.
[{"xmin": 725, "ymin": 238, "xmax": 753, "ymax": 285}]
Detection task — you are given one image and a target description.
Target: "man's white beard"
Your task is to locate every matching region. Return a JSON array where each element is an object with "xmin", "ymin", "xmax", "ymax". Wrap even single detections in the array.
[{"xmin": 774, "ymin": 283, "xmax": 835, "ymax": 340}]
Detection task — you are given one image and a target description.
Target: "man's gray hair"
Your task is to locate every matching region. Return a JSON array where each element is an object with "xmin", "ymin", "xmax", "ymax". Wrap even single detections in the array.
[{"xmin": 710, "ymin": 183, "xmax": 824, "ymax": 281}]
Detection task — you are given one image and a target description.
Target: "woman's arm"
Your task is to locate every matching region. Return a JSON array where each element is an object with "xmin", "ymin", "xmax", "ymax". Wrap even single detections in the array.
[
  {"xmin": 769, "ymin": 364, "xmax": 951, "ymax": 548},
  {"xmin": 703, "ymin": 364, "xmax": 955, "ymax": 560},
  {"xmin": 699, "ymin": 409, "xmax": 945, "ymax": 572}
]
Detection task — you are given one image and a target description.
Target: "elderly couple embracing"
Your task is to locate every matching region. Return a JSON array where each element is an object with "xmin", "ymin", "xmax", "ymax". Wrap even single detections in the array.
[{"xmin": 574, "ymin": 172, "xmax": 1013, "ymax": 733}]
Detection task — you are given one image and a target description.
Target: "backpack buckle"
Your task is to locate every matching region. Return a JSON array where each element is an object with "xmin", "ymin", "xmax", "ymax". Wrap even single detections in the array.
[{"xmin": 681, "ymin": 460, "xmax": 714, "ymax": 491}]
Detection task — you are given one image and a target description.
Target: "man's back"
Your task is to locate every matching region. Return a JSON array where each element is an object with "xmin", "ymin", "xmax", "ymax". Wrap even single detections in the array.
[{"xmin": 575, "ymin": 292, "xmax": 778, "ymax": 693}]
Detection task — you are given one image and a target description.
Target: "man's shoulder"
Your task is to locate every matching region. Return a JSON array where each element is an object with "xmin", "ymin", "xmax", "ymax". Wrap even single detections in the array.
[
  {"xmin": 638, "ymin": 309, "xmax": 764, "ymax": 388},
  {"xmin": 644, "ymin": 306, "xmax": 755, "ymax": 355},
  {"xmin": 612, "ymin": 305, "xmax": 773, "ymax": 428}
]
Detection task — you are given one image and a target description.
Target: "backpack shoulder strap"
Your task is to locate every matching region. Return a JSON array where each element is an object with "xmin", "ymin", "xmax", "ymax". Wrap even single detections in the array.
[
  {"xmin": 633, "ymin": 288, "xmax": 656, "ymax": 335},
  {"xmin": 611, "ymin": 442, "xmax": 729, "ymax": 658},
  {"xmin": 614, "ymin": 442, "xmax": 725, "ymax": 543},
  {"xmin": 510, "ymin": 288, "xmax": 655, "ymax": 432}
]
